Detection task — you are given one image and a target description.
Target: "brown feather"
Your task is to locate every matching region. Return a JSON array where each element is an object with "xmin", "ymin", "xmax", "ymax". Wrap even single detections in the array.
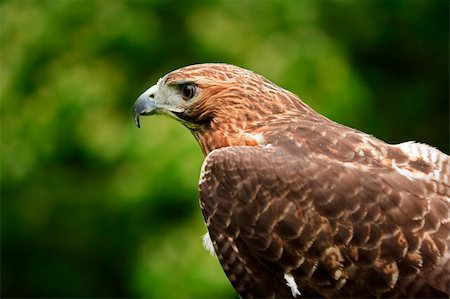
[{"xmin": 140, "ymin": 63, "xmax": 450, "ymax": 298}]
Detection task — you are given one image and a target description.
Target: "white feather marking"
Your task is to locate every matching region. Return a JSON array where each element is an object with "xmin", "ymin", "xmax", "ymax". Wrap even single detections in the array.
[
  {"xmin": 228, "ymin": 237, "xmax": 240, "ymax": 253},
  {"xmin": 392, "ymin": 161, "xmax": 429, "ymax": 181},
  {"xmin": 397, "ymin": 141, "xmax": 442, "ymax": 164},
  {"xmin": 395, "ymin": 141, "xmax": 449, "ymax": 182},
  {"xmin": 242, "ymin": 132, "xmax": 265, "ymax": 144},
  {"xmin": 198, "ymin": 152, "xmax": 213, "ymax": 186},
  {"xmin": 202, "ymin": 232, "xmax": 215, "ymax": 256},
  {"xmin": 284, "ymin": 273, "xmax": 301, "ymax": 297}
]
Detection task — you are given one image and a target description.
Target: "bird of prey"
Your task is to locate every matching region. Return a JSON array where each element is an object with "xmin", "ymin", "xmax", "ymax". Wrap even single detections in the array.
[{"xmin": 133, "ymin": 63, "xmax": 449, "ymax": 298}]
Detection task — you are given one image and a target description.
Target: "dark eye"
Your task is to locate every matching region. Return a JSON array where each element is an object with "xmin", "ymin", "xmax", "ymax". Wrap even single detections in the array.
[{"xmin": 180, "ymin": 84, "xmax": 196, "ymax": 100}]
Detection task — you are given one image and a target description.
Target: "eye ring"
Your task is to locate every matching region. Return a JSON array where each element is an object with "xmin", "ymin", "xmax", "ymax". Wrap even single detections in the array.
[{"xmin": 180, "ymin": 84, "xmax": 197, "ymax": 101}]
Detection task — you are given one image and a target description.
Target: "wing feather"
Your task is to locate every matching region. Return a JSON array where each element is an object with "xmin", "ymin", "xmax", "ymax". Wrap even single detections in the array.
[{"xmin": 199, "ymin": 144, "xmax": 449, "ymax": 298}]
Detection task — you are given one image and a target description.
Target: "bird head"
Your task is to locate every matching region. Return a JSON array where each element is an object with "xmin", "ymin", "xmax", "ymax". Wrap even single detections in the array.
[
  {"xmin": 133, "ymin": 63, "xmax": 314, "ymax": 154},
  {"xmin": 134, "ymin": 64, "xmax": 300, "ymax": 127}
]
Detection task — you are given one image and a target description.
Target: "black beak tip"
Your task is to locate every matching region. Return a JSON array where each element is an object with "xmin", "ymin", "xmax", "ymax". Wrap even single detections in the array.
[
  {"xmin": 134, "ymin": 116, "xmax": 141, "ymax": 128},
  {"xmin": 134, "ymin": 94, "xmax": 156, "ymax": 128},
  {"xmin": 133, "ymin": 110, "xmax": 141, "ymax": 128}
]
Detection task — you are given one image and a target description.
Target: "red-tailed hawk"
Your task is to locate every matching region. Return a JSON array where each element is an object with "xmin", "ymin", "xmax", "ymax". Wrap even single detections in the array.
[{"xmin": 133, "ymin": 63, "xmax": 450, "ymax": 298}]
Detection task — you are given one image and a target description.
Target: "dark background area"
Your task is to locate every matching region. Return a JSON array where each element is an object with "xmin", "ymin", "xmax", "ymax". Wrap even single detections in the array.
[{"xmin": 1, "ymin": 0, "xmax": 448, "ymax": 297}]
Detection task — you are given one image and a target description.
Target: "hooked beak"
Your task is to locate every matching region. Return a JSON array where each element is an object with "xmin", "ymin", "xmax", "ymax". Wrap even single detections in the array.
[{"xmin": 133, "ymin": 89, "xmax": 157, "ymax": 128}]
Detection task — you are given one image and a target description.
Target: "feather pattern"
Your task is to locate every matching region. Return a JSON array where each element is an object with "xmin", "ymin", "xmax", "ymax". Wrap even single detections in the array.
[{"xmin": 135, "ymin": 63, "xmax": 450, "ymax": 298}]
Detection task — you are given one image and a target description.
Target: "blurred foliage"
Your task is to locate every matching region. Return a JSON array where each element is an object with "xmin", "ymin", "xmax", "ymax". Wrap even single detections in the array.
[{"xmin": 1, "ymin": 0, "xmax": 448, "ymax": 298}]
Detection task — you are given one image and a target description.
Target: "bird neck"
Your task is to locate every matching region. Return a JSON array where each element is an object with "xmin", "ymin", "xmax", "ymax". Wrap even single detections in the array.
[{"xmin": 193, "ymin": 119, "xmax": 267, "ymax": 156}]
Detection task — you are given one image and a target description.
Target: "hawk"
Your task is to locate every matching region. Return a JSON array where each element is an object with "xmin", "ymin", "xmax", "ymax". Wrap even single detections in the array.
[{"xmin": 133, "ymin": 63, "xmax": 450, "ymax": 298}]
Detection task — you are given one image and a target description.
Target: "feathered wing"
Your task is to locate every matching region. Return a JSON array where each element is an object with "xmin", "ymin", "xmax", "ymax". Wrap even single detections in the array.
[{"xmin": 199, "ymin": 144, "xmax": 450, "ymax": 298}]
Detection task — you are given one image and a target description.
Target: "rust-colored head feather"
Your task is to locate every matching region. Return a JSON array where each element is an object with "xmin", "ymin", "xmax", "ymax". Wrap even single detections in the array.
[{"xmin": 135, "ymin": 63, "xmax": 319, "ymax": 154}]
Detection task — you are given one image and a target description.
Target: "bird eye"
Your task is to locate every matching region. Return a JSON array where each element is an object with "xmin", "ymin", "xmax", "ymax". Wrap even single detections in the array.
[{"xmin": 180, "ymin": 84, "xmax": 196, "ymax": 100}]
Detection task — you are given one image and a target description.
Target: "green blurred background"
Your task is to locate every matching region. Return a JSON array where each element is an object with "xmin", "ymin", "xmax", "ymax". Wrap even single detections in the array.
[{"xmin": 1, "ymin": 0, "xmax": 448, "ymax": 297}]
